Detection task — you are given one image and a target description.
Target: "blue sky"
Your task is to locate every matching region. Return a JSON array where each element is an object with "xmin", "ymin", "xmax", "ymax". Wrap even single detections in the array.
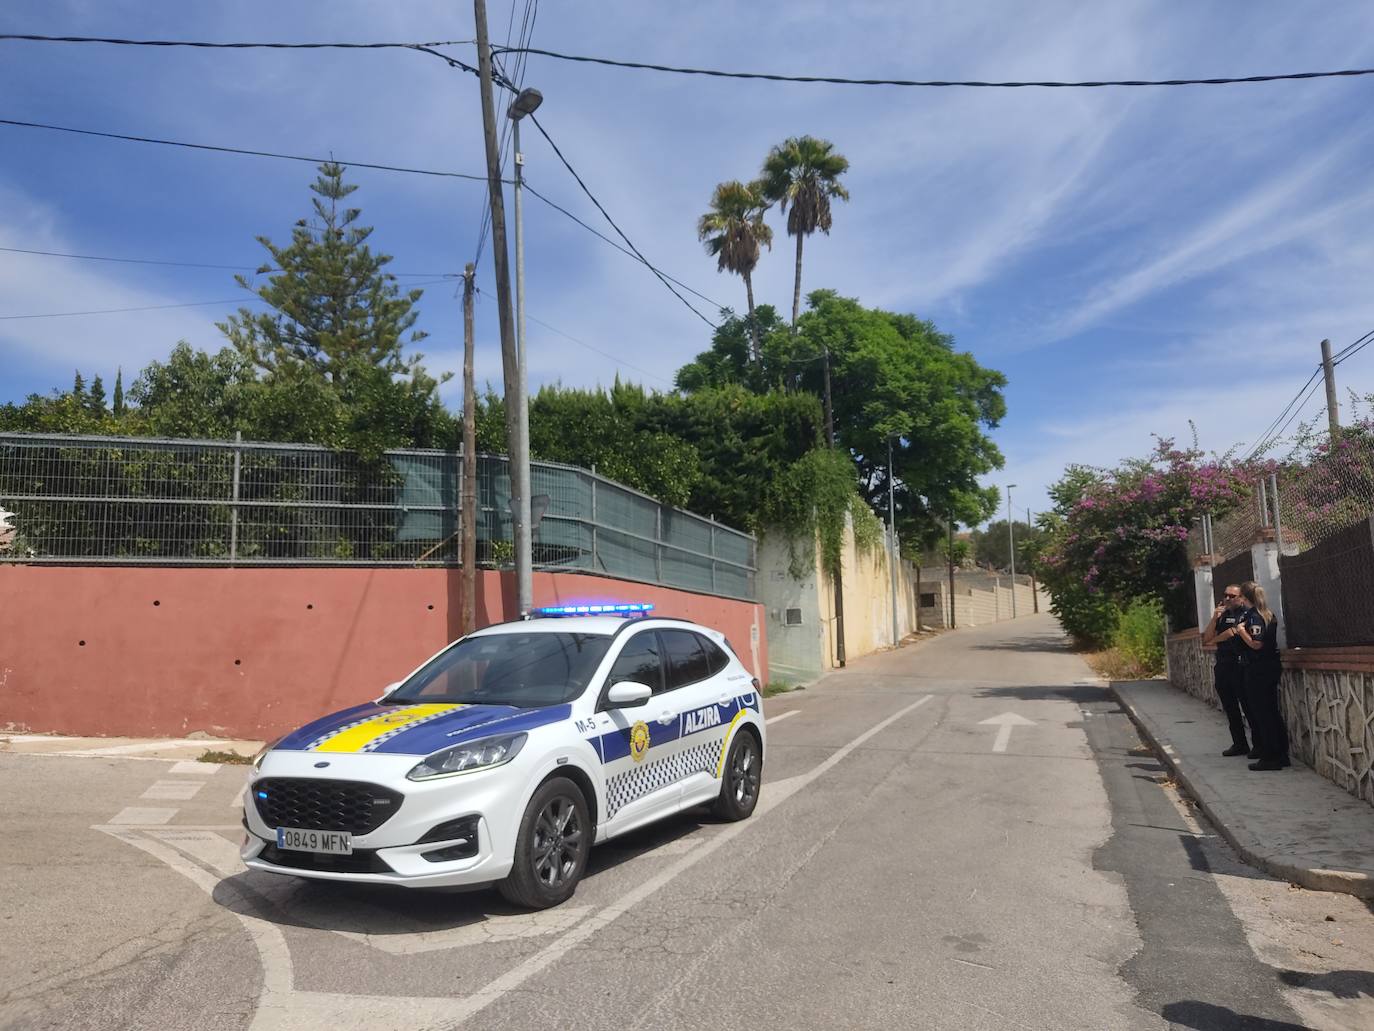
[{"xmin": 2, "ymin": 1, "xmax": 1373, "ymax": 520}]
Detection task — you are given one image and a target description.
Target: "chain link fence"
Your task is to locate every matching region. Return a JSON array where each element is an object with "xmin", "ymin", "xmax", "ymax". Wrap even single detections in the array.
[{"xmin": 0, "ymin": 432, "xmax": 756, "ymax": 601}]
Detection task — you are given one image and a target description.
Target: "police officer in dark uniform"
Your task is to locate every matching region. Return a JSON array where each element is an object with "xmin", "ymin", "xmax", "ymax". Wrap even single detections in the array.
[
  {"xmin": 1235, "ymin": 580, "xmax": 1289, "ymax": 772},
  {"xmin": 1202, "ymin": 583, "xmax": 1251, "ymax": 757}
]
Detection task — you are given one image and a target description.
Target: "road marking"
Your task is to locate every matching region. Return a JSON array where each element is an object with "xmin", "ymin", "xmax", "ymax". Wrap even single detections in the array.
[
  {"xmin": 766, "ymin": 710, "xmax": 799, "ymax": 725},
  {"xmin": 56, "ymin": 740, "xmax": 232, "ymax": 757},
  {"xmin": 142, "ymin": 780, "xmax": 204, "ymax": 801},
  {"xmin": 97, "ymin": 827, "xmax": 459, "ymax": 1031},
  {"xmin": 110, "ymin": 806, "xmax": 177, "ymax": 825},
  {"xmin": 170, "ymin": 761, "xmax": 220, "ymax": 775},
  {"xmin": 979, "ymin": 712, "xmax": 1035, "ymax": 753},
  {"xmin": 439, "ymin": 692, "xmax": 936, "ymax": 1027}
]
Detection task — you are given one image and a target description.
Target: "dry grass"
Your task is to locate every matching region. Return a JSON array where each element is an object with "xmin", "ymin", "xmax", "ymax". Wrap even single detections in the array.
[
  {"xmin": 1083, "ymin": 646, "xmax": 1156, "ymax": 681},
  {"xmin": 198, "ymin": 749, "xmax": 253, "ymax": 765}
]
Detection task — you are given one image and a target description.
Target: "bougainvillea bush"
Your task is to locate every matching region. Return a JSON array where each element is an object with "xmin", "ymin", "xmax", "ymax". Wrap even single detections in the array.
[{"xmin": 1039, "ymin": 439, "xmax": 1255, "ymax": 639}]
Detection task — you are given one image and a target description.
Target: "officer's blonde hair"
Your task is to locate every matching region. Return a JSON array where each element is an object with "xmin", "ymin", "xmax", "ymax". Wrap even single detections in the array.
[{"xmin": 1240, "ymin": 581, "xmax": 1273, "ymax": 624}]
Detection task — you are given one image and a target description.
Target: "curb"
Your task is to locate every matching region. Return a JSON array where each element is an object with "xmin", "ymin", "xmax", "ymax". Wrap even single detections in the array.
[{"xmin": 1110, "ymin": 683, "xmax": 1374, "ymax": 900}]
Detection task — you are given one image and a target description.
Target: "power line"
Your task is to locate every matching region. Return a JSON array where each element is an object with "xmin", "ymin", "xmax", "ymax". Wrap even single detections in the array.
[
  {"xmin": 0, "ymin": 297, "xmax": 253, "ymax": 320},
  {"xmin": 0, "ymin": 244, "xmax": 455, "ymax": 278},
  {"xmin": 1243, "ymin": 366, "xmax": 1322, "ymax": 460},
  {"xmin": 526, "ymin": 114, "xmax": 718, "ymax": 329},
  {"xmin": 0, "ymin": 277, "xmax": 455, "ymax": 321},
  {"xmin": 496, "ymin": 46, "xmax": 1374, "ymax": 90},
  {"xmin": 1331, "ymin": 328, "xmax": 1374, "ymax": 366},
  {"xmin": 520, "ymin": 181, "xmax": 725, "ymax": 309},
  {"xmin": 473, "ymin": 282, "xmax": 673, "ymax": 386},
  {"xmin": 0, "ymin": 117, "xmax": 495, "ymax": 181},
  {"xmin": 0, "ymin": 34, "xmax": 472, "ymax": 50}
]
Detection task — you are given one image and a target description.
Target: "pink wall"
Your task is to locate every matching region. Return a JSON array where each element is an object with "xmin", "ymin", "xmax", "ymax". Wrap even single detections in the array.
[{"xmin": 0, "ymin": 566, "xmax": 766, "ymax": 740}]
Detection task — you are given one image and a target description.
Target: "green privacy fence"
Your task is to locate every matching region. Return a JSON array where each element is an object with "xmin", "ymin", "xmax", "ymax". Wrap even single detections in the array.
[{"xmin": 0, "ymin": 432, "xmax": 756, "ymax": 601}]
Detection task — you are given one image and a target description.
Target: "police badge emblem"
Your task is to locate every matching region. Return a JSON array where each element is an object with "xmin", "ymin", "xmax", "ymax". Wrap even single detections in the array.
[{"xmin": 629, "ymin": 720, "xmax": 651, "ymax": 763}]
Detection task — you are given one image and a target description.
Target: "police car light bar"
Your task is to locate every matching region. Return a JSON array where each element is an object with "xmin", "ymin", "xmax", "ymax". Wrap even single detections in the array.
[{"xmin": 534, "ymin": 603, "xmax": 655, "ymax": 617}]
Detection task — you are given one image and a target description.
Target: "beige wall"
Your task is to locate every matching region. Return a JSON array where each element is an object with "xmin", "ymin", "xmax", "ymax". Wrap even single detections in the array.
[
  {"xmin": 816, "ymin": 517, "xmax": 920, "ymax": 671},
  {"xmin": 918, "ymin": 572, "xmax": 1050, "ymax": 630}
]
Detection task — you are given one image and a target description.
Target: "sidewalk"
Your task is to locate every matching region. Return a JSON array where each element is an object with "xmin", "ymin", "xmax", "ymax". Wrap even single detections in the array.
[
  {"xmin": 0, "ymin": 732, "xmax": 263, "ymax": 762},
  {"xmin": 1113, "ymin": 679, "xmax": 1374, "ymax": 899}
]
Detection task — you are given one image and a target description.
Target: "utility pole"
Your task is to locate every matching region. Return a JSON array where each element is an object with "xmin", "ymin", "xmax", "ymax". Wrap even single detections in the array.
[
  {"xmin": 1006, "ymin": 483, "xmax": 1018, "ymax": 618},
  {"xmin": 1320, "ymin": 338, "xmax": 1340, "ymax": 440},
  {"xmin": 474, "ymin": 0, "xmax": 531, "ymax": 617},
  {"xmin": 947, "ymin": 514, "xmax": 956, "ymax": 630},
  {"xmin": 824, "ymin": 347, "xmax": 845, "ymax": 667},
  {"xmin": 888, "ymin": 436, "xmax": 899, "ymax": 648},
  {"xmin": 461, "ymin": 264, "xmax": 477, "ymax": 634}
]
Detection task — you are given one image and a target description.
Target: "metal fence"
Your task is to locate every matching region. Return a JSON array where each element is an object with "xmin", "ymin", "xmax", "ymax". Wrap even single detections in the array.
[{"xmin": 0, "ymin": 432, "xmax": 757, "ymax": 601}]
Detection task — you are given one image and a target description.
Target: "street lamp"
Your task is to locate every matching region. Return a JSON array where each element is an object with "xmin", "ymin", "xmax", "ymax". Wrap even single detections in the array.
[
  {"xmin": 1006, "ymin": 484, "xmax": 1018, "ymax": 618},
  {"xmin": 506, "ymin": 87, "xmax": 542, "ymax": 616}
]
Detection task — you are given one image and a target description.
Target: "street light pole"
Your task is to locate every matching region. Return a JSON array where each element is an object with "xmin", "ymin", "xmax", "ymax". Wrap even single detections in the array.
[
  {"xmin": 507, "ymin": 86, "xmax": 543, "ymax": 619},
  {"xmin": 888, "ymin": 436, "xmax": 899, "ymax": 648},
  {"xmin": 1006, "ymin": 484, "xmax": 1018, "ymax": 618}
]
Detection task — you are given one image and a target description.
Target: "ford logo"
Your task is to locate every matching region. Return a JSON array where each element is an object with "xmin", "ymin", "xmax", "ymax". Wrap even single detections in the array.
[{"xmin": 313, "ymin": 761, "xmax": 331, "ymax": 768}]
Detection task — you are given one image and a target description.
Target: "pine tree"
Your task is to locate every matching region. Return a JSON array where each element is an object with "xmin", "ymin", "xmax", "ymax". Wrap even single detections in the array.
[
  {"xmin": 218, "ymin": 162, "xmax": 438, "ymax": 392},
  {"xmin": 112, "ymin": 367, "xmax": 125, "ymax": 417},
  {"xmin": 89, "ymin": 374, "xmax": 107, "ymax": 413},
  {"xmin": 72, "ymin": 371, "xmax": 86, "ymax": 399}
]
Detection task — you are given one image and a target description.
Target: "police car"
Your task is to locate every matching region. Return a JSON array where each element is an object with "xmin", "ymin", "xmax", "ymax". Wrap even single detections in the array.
[{"xmin": 241, "ymin": 605, "xmax": 765, "ymax": 909}]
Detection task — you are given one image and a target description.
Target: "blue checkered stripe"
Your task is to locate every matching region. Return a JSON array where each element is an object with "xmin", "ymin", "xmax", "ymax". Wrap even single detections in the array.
[
  {"xmin": 605, "ymin": 738, "xmax": 724, "ymax": 818},
  {"xmin": 357, "ymin": 708, "xmax": 461, "ymax": 752}
]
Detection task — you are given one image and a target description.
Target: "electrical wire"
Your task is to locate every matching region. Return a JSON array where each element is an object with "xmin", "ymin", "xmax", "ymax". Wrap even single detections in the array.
[
  {"xmin": 473, "ymin": 282, "xmax": 673, "ymax": 386},
  {"xmin": 1242, "ymin": 366, "xmax": 1323, "ymax": 460},
  {"xmin": 494, "ymin": 46, "xmax": 1374, "ymax": 90},
  {"xmin": 0, "ymin": 244, "xmax": 455, "ymax": 278},
  {"xmin": 1331, "ymin": 328, "xmax": 1374, "ymax": 366},
  {"xmin": 0, "ymin": 34, "xmax": 473, "ymax": 49},
  {"xmin": 520, "ymin": 181, "xmax": 725, "ymax": 309},
  {"xmin": 0, "ymin": 117, "xmax": 496, "ymax": 181},
  {"xmin": 1, "ymin": 277, "xmax": 454, "ymax": 321},
  {"xmin": 526, "ymin": 114, "xmax": 718, "ymax": 328}
]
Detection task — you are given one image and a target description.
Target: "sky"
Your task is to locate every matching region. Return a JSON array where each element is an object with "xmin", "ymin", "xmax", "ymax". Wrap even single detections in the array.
[{"xmin": 2, "ymin": 0, "xmax": 1373, "ymax": 522}]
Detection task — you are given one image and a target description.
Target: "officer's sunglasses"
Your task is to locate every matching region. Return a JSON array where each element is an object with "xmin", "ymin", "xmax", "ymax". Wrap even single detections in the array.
[{"xmin": 1224, "ymin": 592, "xmax": 1242, "ymax": 600}]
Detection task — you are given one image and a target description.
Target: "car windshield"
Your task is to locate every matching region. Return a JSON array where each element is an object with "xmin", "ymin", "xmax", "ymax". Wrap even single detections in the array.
[{"xmin": 388, "ymin": 632, "xmax": 613, "ymax": 708}]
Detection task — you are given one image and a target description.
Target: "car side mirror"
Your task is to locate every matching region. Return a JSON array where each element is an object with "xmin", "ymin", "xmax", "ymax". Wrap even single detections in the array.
[
  {"xmin": 604, "ymin": 681, "xmax": 652, "ymax": 709},
  {"xmin": 375, "ymin": 681, "xmax": 403, "ymax": 703}
]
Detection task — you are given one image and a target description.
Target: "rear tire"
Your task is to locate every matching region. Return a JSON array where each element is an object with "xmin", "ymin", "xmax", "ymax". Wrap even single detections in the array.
[
  {"xmin": 499, "ymin": 777, "xmax": 591, "ymax": 910},
  {"xmin": 712, "ymin": 729, "xmax": 761, "ymax": 821}
]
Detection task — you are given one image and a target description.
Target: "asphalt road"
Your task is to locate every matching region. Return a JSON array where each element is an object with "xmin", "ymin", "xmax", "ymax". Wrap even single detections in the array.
[{"xmin": 3, "ymin": 614, "xmax": 1371, "ymax": 1030}]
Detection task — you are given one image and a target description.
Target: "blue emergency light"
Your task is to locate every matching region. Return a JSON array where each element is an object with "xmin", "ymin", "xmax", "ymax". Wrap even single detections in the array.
[{"xmin": 535, "ymin": 602, "xmax": 655, "ymax": 617}]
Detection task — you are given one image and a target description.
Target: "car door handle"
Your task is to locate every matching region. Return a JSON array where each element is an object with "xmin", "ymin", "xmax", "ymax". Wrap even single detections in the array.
[
  {"xmin": 717, "ymin": 693, "xmax": 731, "ymax": 704},
  {"xmin": 656, "ymin": 711, "xmax": 675, "ymax": 725}
]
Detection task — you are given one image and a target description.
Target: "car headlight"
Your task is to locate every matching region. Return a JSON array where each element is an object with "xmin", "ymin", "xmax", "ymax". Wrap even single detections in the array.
[
  {"xmin": 251, "ymin": 736, "xmax": 284, "ymax": 771},
  {"xmin": 407, "ymin": 733, "xmax": 527, "ymax": 781}
]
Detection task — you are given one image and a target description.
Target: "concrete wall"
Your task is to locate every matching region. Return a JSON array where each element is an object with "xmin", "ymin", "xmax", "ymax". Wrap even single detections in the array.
[
  {"xmin": 758, "ymin": 517, "xmax": 921, "ymax": 685},
  {"xmin": 917, "ymin": 572, "xmax": 1049, "ymax": 630},
  {"xmin": 756, "ymin": 531, "xmax": 826, "ymax": 684},
  {"xmin": 1166, "ymin": 630, "xmax": 1374, "ymax": 807},
  {"xmin": 0, "ymin": 565, "xmax": 766, "ymax": 740}
]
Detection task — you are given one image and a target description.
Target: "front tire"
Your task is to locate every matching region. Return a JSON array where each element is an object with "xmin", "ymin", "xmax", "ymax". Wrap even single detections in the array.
[
  {"xmin": 499, "ymin": 777, "xmax": 591, "ymax": 910},
  {"xmin": 713, "ymin": 729, "xmax": 761, "ymax": 821}
]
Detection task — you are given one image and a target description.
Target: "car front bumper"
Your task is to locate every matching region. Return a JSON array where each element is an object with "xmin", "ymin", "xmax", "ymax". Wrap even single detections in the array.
[{"xmin": 239, "ymin": 750, "xmax": 524, "ymax": 888}]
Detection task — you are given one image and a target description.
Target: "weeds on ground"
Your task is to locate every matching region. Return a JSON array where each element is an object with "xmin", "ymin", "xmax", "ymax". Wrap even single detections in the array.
[
  {"xmin": 1084, "ymin": 646, "xmax": 1158, "ymax": 681},
  {"xmin": 762, "ymin": 681, "xmax": 798, "ymax": 697},
  {"xmin": 199, "ymin": 749, "xmax": 252, "ymax": 764}
]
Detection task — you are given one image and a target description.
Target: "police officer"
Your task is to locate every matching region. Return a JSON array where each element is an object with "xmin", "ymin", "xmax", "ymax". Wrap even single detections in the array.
[
  {"xmin": 1234, "ymin": 580, "xmax": 1289, "ymax": 771},
  {"xmin": 1202, "ymin": 583, "xmax": 1251, "ymax": 757}
]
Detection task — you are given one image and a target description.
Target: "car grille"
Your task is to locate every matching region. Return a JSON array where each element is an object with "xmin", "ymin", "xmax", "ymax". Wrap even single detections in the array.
[
  {"xmin": 258, "ymin": 844, "xmax": 392, "ymax": 875},
  {"xmin": 253, "ymin": 778, "xmax": 403, "ymax": 835}
]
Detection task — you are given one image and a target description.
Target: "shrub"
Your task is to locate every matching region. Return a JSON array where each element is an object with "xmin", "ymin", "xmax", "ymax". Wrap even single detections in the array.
[
  {"xmin": 1114, "ymin": 597, "xmax": 1165, "ymax": 675},
  {"xmin": 1050, "ymin": 579, "xmax": 1120, "ymax": 650}
]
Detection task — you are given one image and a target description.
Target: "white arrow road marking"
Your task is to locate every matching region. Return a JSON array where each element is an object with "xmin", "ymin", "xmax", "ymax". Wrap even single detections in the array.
[{"xmin": 979, "ymin": 712, "xmax": 1036, "ymax": 753}]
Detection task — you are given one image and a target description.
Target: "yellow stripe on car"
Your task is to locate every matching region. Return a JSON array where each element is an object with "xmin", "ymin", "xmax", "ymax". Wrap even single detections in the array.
[
  {"xmin": 312, "ymin": 703, "xmax": 463, "ymax": 753},
  {"xmin": 715, "ymin": 707, "xmax": 752, "ymax": 778}
]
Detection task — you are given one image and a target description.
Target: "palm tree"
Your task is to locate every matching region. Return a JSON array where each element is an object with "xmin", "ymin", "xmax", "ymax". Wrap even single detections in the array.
[
  {"xmin": 697, "ymin": 179, "xmax": 773, "ymax": 366},
  {"xmin": 759, "ymin": 136, "xmax": 850, "ymax": 330}
]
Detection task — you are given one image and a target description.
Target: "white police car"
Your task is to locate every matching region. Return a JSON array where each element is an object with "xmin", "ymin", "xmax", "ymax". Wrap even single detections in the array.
[{"xmin": 241, "ymin": 605, "xmax": 765, "ymax": 909}]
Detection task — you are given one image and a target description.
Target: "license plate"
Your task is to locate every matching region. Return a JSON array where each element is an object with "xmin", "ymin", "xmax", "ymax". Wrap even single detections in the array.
[{"xmin": 276, "ymin": 827, "xmax": 353, "ymax": 854}]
